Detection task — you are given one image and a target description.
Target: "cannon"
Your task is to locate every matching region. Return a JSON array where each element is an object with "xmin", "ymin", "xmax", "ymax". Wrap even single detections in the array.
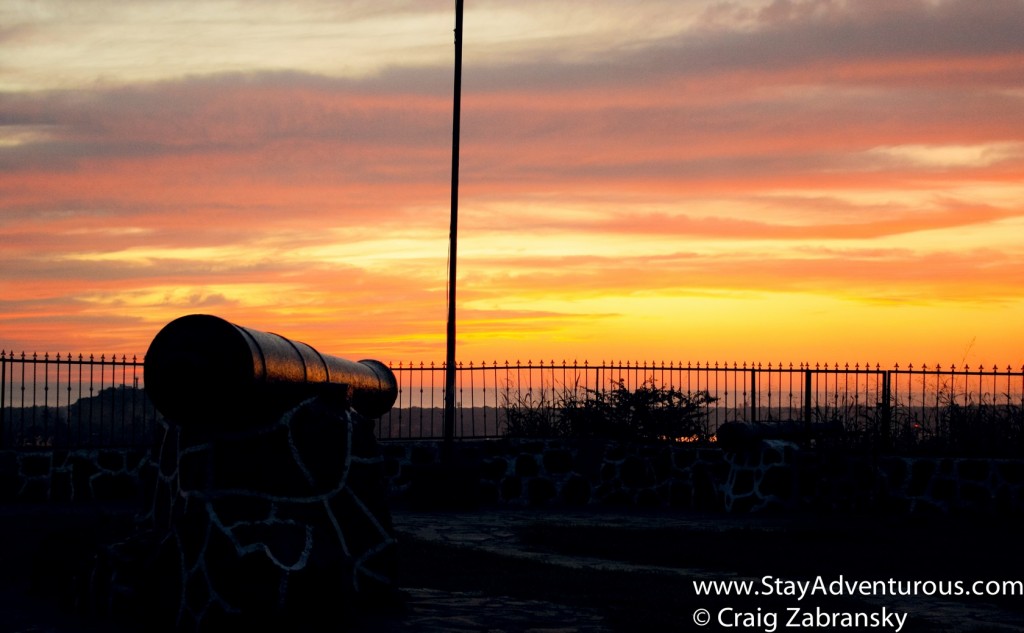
[{"xmin": 144, "ymin": 314, "xmax": 397, "ymax": 427}]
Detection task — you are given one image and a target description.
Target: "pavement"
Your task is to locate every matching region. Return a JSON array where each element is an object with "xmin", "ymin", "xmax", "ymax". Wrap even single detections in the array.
[
  {"xmin": 393, "ymin": 507, "xmax": 738, "ymax": 574},
  {"xmin": 374, "ymin": 509, "xmax": 1024, "ymax": 633},
  {"xmin": 3, "ymin": 505, "xmax": 1024, "ymax": 633},
  {"xmin": 362, "ymin": 508, "xmax": 728, "ymax": 633}
]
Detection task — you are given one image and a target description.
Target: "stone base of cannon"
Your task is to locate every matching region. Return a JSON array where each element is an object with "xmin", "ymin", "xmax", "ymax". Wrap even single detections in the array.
[{"xmin": 92, "ymin": 394, "xmax": 398, "ymax": 631}]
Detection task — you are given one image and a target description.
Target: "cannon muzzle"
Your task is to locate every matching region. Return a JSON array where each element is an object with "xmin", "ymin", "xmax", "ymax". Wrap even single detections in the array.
[{"xmin": 144, "ymin": 314, "xmax": 397, "ymax": 427}]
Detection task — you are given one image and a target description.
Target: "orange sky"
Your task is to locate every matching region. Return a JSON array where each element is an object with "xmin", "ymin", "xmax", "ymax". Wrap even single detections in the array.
[{"xmin": 2, "ymin": 0, "xmax": 1023, "ymax": 368}]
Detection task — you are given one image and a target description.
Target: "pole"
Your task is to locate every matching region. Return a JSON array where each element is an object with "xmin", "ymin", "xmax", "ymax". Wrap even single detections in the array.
[
  {"xmin": 443, "ymin": 0, "xmax": 464, "ymax": 459},
  {"xmin": 803, "ymin": 368, "xmax": 812, "ymax": 429}
]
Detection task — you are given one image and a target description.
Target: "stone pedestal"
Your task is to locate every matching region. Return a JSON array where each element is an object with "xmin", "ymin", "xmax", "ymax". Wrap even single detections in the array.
[{"xmin": 98, "ymin": 395, "xmax": 396, "ymax": 631}]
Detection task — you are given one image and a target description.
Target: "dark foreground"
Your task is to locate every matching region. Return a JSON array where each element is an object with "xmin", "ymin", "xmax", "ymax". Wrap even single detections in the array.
[{"xmin": 1, "ymin": 503, "xmax": 1022, "ymax": 632}]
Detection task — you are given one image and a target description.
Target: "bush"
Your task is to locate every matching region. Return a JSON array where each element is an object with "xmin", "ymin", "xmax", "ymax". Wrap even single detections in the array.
[{"xmin": 503, "ymin": 379, "xmax": 717, "ymax": 442}]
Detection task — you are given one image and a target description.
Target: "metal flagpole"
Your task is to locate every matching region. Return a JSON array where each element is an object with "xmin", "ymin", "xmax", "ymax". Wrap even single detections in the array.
[{"xmin": 443, "ymin": 0, "xmax": 464, "ymax": 459}]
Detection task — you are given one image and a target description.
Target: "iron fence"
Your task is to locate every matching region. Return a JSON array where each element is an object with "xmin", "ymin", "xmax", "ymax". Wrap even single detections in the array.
[
  {"xmin": 378, "ymin": 360, "xmax": 1024, "ymax": 455},
  {"xmin": 3, "ymin": 352, "xmax": 1022, "ymax": 454},
  {"xmin": 0, "ymin": 351, "xmax": 160, "ymax": 448}
]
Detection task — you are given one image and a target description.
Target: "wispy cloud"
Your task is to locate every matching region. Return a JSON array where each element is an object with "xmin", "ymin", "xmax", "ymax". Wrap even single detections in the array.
[{"xmin": 1, "ymin": 0, "xmax": 1023, "ymax": 365}]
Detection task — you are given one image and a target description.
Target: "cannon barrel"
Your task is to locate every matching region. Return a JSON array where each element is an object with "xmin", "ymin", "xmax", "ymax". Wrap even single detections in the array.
[{"xmin": 144, "ymin": 314, "xmax": 397, "ymax": 426}]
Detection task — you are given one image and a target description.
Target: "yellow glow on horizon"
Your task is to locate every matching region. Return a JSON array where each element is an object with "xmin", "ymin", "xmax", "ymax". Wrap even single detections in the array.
[{"xmin": 452, "ymin": 291, "xmax": 1024, "ymax": 368}]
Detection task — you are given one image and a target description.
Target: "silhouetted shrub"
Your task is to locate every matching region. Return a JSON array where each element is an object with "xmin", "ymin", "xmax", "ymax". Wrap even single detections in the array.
[{"xmin": 503, "ymin": 379, "xmax": 717, "ymax": 442}]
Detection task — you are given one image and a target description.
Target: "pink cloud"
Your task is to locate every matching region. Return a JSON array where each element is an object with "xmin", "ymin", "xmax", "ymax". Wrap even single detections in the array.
[{"xmin": 2, "ymin": 0, "xmax": 1024, "ymax": 364}]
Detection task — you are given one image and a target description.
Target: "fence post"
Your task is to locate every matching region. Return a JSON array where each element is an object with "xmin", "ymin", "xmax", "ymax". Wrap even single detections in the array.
[
  {"xmin": 1, "ymin": 351, "xmax": 6, "ymax": 449},
  {"xmin": 803, "ymin": 368, "xmax": 812, "ymax": 428},
  {"xmin": 750, "ymin": 366, "xmax": 758, "ymax": 423},
  {"xmin": 881, "ymin": 370, "xmax": 892, "ymax": 449}
]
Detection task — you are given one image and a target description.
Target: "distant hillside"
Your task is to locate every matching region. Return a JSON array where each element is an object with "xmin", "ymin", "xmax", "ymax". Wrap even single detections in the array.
[
  {"xmin": 1, "ymin": 386, "xmax": 160, "ymax": 448},
  {"xmin": 375, "ymin": 406, "xmax": 506, "ymax": 439}
]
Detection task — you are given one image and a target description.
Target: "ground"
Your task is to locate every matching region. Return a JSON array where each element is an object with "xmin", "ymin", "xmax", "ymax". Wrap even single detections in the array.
[{"xmin": 1, "ymin": 503, "xmax": 1022, "ymax": 632}]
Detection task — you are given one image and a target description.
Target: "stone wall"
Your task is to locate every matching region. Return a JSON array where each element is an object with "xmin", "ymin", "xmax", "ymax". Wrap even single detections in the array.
[
  {"xmin": 3, "ymin": 438, "xmax": 1023, "ymax": 517},
  {"xmin": 715, "ymin": 441, "xmax": 1024, "ymax": 516},
  {"xmin": 381, "ymin": 438, "xmax": 1024, "ymax": 517},
  {"xmin": 0, "ymin": 447, "xmax": 153, "ymax": 503},
  {"xmin": 3, "ymin": 402, "xmax": 400, "ymax": 632},
  {"xmin": 381, "ymin": 439, "xmax": 728, "ymax": 511},
  {"xmin": 100, "ymin": 397, "xmax": 398, "ymax": 632}
]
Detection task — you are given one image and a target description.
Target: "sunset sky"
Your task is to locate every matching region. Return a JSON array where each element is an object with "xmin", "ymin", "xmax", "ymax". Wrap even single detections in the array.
[{"xmin": 2, "ymin": 0, "xmax": 1023, "ymax": 367}]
